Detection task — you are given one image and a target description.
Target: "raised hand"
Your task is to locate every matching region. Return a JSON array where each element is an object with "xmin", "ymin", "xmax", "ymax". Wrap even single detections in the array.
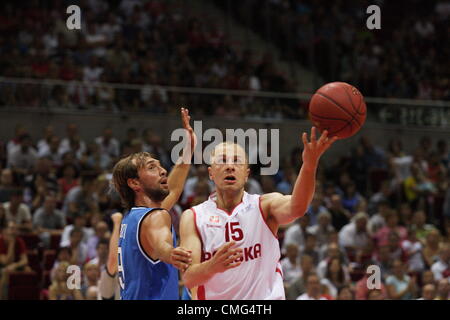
[
  {"xmin": 301, "ymin": 127, "xmax": 338, "ymax": 168},
  {"xmin": 208, "ymin": 241, "xmax": 243, "ymax": 274},
  {"xmin": 181, "ymin": 107, "xmax": 197, "ymax": 156}
]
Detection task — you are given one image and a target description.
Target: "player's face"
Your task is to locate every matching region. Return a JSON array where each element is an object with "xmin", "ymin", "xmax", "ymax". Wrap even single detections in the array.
[
  {"xmin": 136, "ymin": 157, "xmax": 169, "ymax": 202},
  {"xmin": 208, "ymin": 144, "xmax": 249, "ymax": 192}
]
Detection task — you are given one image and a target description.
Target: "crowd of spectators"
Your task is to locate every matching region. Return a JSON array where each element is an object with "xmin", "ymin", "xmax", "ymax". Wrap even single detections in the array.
[
  {"xmin": 0, "ymin": 121, "xmax": 449, "ymax": 300},
  {"xmin": 0, "ymin": 0, "xmax": 300, "ymax": 119},
  {"xmin": 219, "ymin": 0, "xmax": 450, "ymax": 100}
]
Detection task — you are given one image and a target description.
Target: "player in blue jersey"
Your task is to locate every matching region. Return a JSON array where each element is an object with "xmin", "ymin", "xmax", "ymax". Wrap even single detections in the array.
[{"xmin": 112, "ymin": 108, "xmax": 196, "ymax": 300}]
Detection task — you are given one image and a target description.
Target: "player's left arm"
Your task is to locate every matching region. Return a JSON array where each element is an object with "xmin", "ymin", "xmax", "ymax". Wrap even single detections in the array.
[
  {"xmin": 262, "ymin": 128, "xmax": 337, "ymax": 226},
  {"xmin": 161, "ymin": 107, "xmax": 197, "ymax": 211}
]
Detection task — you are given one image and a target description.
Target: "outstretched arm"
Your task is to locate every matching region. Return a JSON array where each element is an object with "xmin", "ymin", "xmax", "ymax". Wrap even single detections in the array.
[
  {"xmin": 161, "ymin": 107, "xmax": 196, "ymax": 211},
  {"xmin": 140, "ymin": 209, "xmax": 191, "ymax": 271},
  {"xmin": 262, "ymin": 128, "xmax": 337, "ymax": 227}
]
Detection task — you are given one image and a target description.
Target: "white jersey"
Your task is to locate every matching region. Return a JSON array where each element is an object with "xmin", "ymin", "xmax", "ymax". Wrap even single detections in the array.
[{"xmin": 192, "ymin": 192, "xmax": 285, "ymax": 300}]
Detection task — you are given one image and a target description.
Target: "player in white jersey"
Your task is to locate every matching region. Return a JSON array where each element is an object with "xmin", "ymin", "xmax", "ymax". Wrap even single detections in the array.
[{"xmin": 180, "ymin": 127, "xmax": 337, "ymax": 299}]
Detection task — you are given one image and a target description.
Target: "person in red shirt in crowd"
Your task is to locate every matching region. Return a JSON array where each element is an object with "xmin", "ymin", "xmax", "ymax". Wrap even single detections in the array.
[{"xmin": 0, "ymin": 222, "xmax": 30, "ymax": 299}]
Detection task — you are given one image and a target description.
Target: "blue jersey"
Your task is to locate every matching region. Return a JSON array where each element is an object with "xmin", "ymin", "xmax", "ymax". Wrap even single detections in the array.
[{"xmin": 118, "ymin": 207, "xmax": 179, "ymax": 300}]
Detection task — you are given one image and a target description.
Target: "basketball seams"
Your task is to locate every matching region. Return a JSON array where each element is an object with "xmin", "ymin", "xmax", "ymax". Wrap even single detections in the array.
[
  {"xmin": 315, "ymin": 92, "xmax": 361, "ymax": 127},
  {"xmin": 343, "ymin": 86, "xmax": 366, "ymax": 116},
  {"xmin": 309, "ymin": 111, "xmax": 354, "ymax": 136}
]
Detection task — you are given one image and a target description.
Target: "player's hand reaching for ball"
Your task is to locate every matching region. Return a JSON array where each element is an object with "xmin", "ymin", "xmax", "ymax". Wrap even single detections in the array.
[
  {"xmin": 301, "ymin": 127, "xmax": 338, "ymax": 169},
  {"xmin": 170, "ymin": 247, "xmax": 192, "ymax": 272},
  {"xmin": 208, "ymin": 241, "xmax": 243, "ymax": 274}
]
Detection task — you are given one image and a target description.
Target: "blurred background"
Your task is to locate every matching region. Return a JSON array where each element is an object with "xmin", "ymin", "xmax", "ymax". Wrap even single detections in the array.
[{"xmin": 0, "ymin": 0, "xmax": 449, "ymax": 300}]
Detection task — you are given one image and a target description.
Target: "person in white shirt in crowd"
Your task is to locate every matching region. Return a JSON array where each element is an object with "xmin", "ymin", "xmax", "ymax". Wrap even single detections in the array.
[
  {"xmin": 95, "ymin": 127, "xmax": 120, "ymax": 159},
  {"xmin": 339, "ymin": 212, "xmax": 371, "ymax": 258},
  {"xmin": 87, "ymin": 238, "xmax": 109, "ymax": 272},
  {"xmin": 8, "ymin": 134, "xmax": 38, "ymax": 176},
  {"xmin": 37, "ymin": 125, "xmax": 55, "ymax": 156},
  {"xmin": 296, "ymin": 273, "xmax": 328, "ymax": 300},
  {"xmin": 431, "ymin": 244, "xmax": 450, "ymax": 281},
  {"xmin": 3, "ymin": 188, "xmax": 32, "ymax": 232},
  {"xmin": 281, "ymin": 243, "xmax": 302, "ymax": 289},
  {"xmin": 282, "ymin": 215, "xmax": 309, "ymax": 255},
  {"xmin": 367, "ymin": 200, "xmax": 390, "ymax": 235},
  {"xmin": 6, "ymin": 124, "xmax": 27, "ymax": 158},
  {"xmin": 401, "ymin": 228, "xmax": 426, "ymax": 274},
  {"xmin": 307, "ymin": 210, "xmax": 335, "ymax": 248},
  {"xmin": 60, "ymin": 213, "xmax": 94, "ymax": 247},
  {"xmin": 58, "ymin": 123, "xmax": 87, "ymax": 158},
  {"xmin": 38, "ymin": 136, "xmax": 62, "ymax": 166},
  {"xmin": 86, "ymin": 221, "xmax": 109, "ymax": 260}
]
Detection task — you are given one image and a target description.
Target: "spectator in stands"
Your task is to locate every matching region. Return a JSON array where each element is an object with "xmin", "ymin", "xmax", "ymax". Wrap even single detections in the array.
[
  {"xmin": 303, "ymin": 233, "xmax": 320, "ymax": 265},
  {"xmin": 412, "ymin": 210, "xmax": 436, "ymax": 243},
  {"xmin": 374, "ymin": 210, "xmax": 407, "ymax": 246},
  {"xmin": 320, "ymin": 257, "xmax": 351, "ymax": 299},
  {"xmin": 60, "ymin": 213, "xmax": 94, "ymax": 247},
  {"xmin": 0, "ymin": 168, "xmax": 15, "ymax": 203},
  {"xmin": 95, "ymin": 127, "xmax": 120, "ymax": 159},
  {"xmin": 50, "ymin": 247, "xmax": 72, "ymax": 282},
  {"xmin": 6, "ymin": 125, "xmax": 27, "ymax": 158},
  {"xmin": 88, "ymin": 239, "xmax": 109, "ymax": 271},
  {"xmin": 282, "ymin": 215, "xmax": 309, "ymax": 255},
  {"xmin": 398, "ymin": 202, "xmax": 414, "ymax": 227},
  {"xmin": 3, "ymin": 188, "xmax": 32, "ymax": 233},
  {"xmin": 305, "ymin": 193, "xmax": 328, "ymax": 226},
  {"xmin": 33, "ymin": 193, "xmax": 66, "ymax": 248},
  {"xmin": 355, "ymin": 262, "xmax": 388, "ymax": 300},
  {"xmin": 422, "ymin": 229, "xmax": 442, "ymax": 269},
  {"xmin": 296, "ymin": 273, "xmax": 328, "ymax": 300},
  {"xmin": 431, "ymin": 244, "xmax": 450, "ymax": 281},
  {"xmin": 86, "ymin": 221, "xmax": 109, "ymax": 260},
  {"xmin": 435, "ymin": 278, "xmax": 450, "ymax": 300},
  {"xmin": 317, "ymin": 242, "xmax": 349, "ymax": 279},
  {"xmin": 307, "ymin": 211, "xmax": 335, "ymax": 248},
  {"xmin": 401, "ymin": 228, "xmax": 426, "ymax": 274},
  {"xmin": 368, "ymin": 181, "xmax": 394, "ymax": 215},
  {"xmin": 63, "ymin": 174, "xmax": 98, "ymax": 220},
  {"xmin": 285, "ymin": 254, "xmax": 315, "ymax": 300},
  {"xmin": 386, "ymin": 259, "xmax": 417, "ymax": 300},
  {"xmin": 374, "ymin": 244, "xmax": 393, "ymax": 281},
  {"xmin": 281, "ymin": 243, "xmax": 302, "ymax": 289},
  {"xmin": 36, "ymin": 126, "xmax": 55, "ymax": 157},
  {"xmin": 418, "ymin": 283, "xmax": 437, "ymax": 300},
  {"xmin": 38, "ymin": 136, "xmax": 62, "ymax": 166},
  {"xmin": 7, "ymin": 134, "xmax": 37, "ymax": 176},
  {"xmin": 421, "ymin": 270, "xmax": 436, "ymax": 287},
  {"xmin": 181, "ymin": 165, "xmax": 214, "ymax": 206},
  {"xmin": 328, "ymin": 194, "xmax": 351, "ymax": 231},
  {"xmin": 337, "ymin": 286, "xmax": 354, "ymax": 300},
  {"xmin": 57, "ymin": 164, "xmax": 79, "ymax": 202},
  {"xmin": 0, "ymin": 222, "xmax": 30, "ymax": 299},
  {"xmin": 341, "ymin": 182, "xmax": 364, "ymax": 214},
  {"xmin": 48, "ymin": 261, "xmax": 83, "ymax": 300},
  {"xmin": 368, "ymin": 200, "xmax": 391, "ymax": 235},
  {"xmin": 81, "ymin": 262, "xmax": 100, "ymax": 299},
  {"xmin": 58, "ymin": 124, "xmax": 86, "ymax": 157},
  {"xmin": 68, "ymin": 228, "xmax": 88, "ymax": 267},
  {"xmin": 339, "ymin": 212, "xmax": 370, "ymax": 261}
]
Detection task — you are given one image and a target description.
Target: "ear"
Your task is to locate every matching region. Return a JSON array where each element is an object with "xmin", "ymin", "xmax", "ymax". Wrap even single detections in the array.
[
  {"xmin": 127, "ymin": 178, "xmax": 140, "ymax": 192},
  {"xmin": 208, "ymin": 166, "xmax": 214, "ymax": 181}
]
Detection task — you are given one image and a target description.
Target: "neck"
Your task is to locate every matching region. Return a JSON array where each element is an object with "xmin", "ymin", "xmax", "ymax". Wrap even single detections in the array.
[
  {"xmin": 215, "ymin": 188, "xmax": 244, "ymax": 213},
  {"xmin": 134, "ymin": 194, "xmax": 162, "ymax": 209}
]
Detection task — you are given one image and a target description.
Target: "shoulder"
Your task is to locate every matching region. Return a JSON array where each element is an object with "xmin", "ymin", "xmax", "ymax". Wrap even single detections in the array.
[{"xmin": 140, "ymin": 208, "xmax": 171, "ymax": 228}]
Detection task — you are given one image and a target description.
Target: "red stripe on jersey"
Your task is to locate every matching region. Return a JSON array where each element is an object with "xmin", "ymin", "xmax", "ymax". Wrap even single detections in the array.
[
  {"xmin": 276, "ymin": 267, "xmax": 283, "ymax": 277},
  {"xmin": 197, "ymin": 285, "xmax": 206, "ymax": 300},
  {"xmin": 258, "ymin": 196, "xmax": 278, "ymax": 239},
  {"xmin": 191, "ymin": 207, "xmax": 205, "ymax": 261}
]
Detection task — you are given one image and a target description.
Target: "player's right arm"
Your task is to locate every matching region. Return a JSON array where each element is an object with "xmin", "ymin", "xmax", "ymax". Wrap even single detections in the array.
[
  {"xmin": 140, "ymin": 209, "xmax": 191, "ymax": 271},
  {"xmin": 106, "ymin": 212, "xmax": 122, "ymax": 275},
  {"xmin": 180, "ymin": 209, "xmax": 243, "ymax": 292}
]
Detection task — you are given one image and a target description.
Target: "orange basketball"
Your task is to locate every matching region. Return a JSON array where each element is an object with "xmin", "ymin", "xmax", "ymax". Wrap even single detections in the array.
[{"xmin": 308, "ymin": 82, "xmax": 367, "ymax": 139}]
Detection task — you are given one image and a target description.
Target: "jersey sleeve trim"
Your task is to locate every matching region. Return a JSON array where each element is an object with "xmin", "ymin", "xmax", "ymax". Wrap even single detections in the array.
[{"xmin": 136, "ymin": 207, "xmax": 167, "ymax": 265}]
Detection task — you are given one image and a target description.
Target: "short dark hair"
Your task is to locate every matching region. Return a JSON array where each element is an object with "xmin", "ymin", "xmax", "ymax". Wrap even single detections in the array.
[
  {"xmin": 70, "ymin": 227, "xmax": 83, "ymax": 237},
  {"xmin": 97, "ymin": 239, "xmax": 109, "ymax": 249}
]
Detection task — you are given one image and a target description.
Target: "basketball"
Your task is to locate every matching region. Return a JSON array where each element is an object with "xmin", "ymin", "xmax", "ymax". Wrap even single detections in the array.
[{"xmin": 308, "ymin": 82, "xmax": 367, "ymax": 139}]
